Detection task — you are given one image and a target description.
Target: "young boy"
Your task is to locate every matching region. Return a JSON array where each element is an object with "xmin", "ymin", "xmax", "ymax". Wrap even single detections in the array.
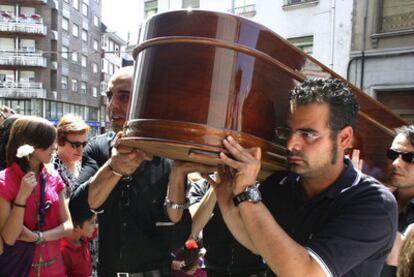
[{"xmin": 61, "ymin": 198, "xmax": 97, "ymax": 277}]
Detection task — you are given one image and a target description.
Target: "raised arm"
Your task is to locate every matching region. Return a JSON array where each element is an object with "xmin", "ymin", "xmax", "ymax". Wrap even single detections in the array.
[
  {"xmin": 166, "ymin": 162, "xmax": 215, "ymax": 223},
  {"xmin": 219, "ymin": 136, "xmax": 326, "ymax": 276},
  {"xmin": 0, "ymin": 172, "xmax": 37, "ymax": 245}
]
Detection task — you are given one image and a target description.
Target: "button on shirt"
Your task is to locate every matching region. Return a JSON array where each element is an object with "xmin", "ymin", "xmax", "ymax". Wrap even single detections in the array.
[
  {"xmin": 71, "ymin": 132, "xmax": 191, "ymax": 273},
  {"xmin": 259, "ymin": 159, "xmax": 398, "ymax": 277}
]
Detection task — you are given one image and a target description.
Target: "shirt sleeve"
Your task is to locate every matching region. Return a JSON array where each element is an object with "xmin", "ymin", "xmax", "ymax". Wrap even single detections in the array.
[
  {"xmin": 305, "ymin": 183, "xmax": 398, "ymax": 276},
  {"xmin": 54, "ymin": 174, "xmax": 66, "ymax": 194},
  {"xmin": 71, "ymin": 134, "xmax": 110, "ymax": 214},
  {"xmin": 189, "ymin": 179, "xmax": 209, "ymax": 205}
]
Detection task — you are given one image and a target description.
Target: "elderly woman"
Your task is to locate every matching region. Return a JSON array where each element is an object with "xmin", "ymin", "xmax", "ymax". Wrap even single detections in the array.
[{"xmin": 53, "ymin": 114, "xmax": 90, "ymax": 198}]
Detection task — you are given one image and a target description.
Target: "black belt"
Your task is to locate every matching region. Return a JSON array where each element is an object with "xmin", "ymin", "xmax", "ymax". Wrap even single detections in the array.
[
  {"xmin": 206, "ymin": 270, "xmax": 270, "ymax": 277},
  {"xmin": 116, "ymin": 270, "xmax": 164, "ymax": 277},
  {"xmin": 100, "ymin": 267, "xmax": 171, "ymax": 277}
]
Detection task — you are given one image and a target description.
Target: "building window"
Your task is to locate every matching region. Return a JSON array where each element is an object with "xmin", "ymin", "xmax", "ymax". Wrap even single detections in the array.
[
  {"xmin": 93, "ymin": 15, "xmax": 99, "ymax": 27},
  {"xmin": 230, "ymin": 0, "xmax": 256, "ymax": 17},
  {"xmin": 82, "ymin": 2, "xmax": 88, "ymax": 16},
  {"xmin": 81, "ymin": 55, "xmax": 87, "ymax": 67},
  {"xmin": 377, "ymin": 90, "xmax": 414, "ymax": 124},
  {"xmin": 72, "ymin": 79, "xmax": 78, "ymax": 92},
  {"xmin": 81, "ymin": 82, "xmax": 87, "ymax": 94},
  {"xmin": 92, "ymin": 86, "xmax": 98, "ymax": 97},
  {"xmin": 71, "ymin": 51, "xmax": 78, "ymax": 63},
  {"xmin": 62, "ymin": 46, "xmax": 69, "ymax": 59},
  {"xmin": 287, "ymin": 35, "xmax": 313, "ymax": 55},
  {"xmin": 61, "ymin": 76, "xmax": 68, "ymax": 89},
  {"xmin": 82, "ymin": 29, "xmax": 88, "ymax": 42},
  {"xmin": 93, "ymin": 63, "xmax": 98, "ymax": 73},
  {"xmin": 380, "ymin": 0, "xmax": 414, "ymax": 33},
  {"xmin": 93, "ymin": 39, "xmax": 99, "ymax": 50},
  {"xmin": 182, "ymin": 0, "xmax": 199, "ymax": 8},
  {"xmin": 144, "ymin": 0, "xmax": 158, "ymax": 18},
  {"xmin": 73, "ymin": 0, "xmax": 79, "ymax": 10},
  {"xmin": 62, "ymin": 17, "xmax": 69, "ymax": 31},
  {"xmin": 72, "ymin": 23, "xmax": 79, "ymax": 37},
  {"xmin": 284, "ymin": 0, "xmax": 316, "ymax": 5}
]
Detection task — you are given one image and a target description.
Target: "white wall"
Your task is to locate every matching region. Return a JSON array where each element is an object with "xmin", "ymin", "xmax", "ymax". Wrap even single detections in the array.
[{"xmin": 139, "ymin": 0, "xmax": 353, "ymax": 76}]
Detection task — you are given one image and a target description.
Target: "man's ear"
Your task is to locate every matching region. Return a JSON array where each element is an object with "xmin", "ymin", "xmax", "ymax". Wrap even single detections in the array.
[{"xmin": 338, "ymin": 126, "xmax": 354, "ymax": 150}]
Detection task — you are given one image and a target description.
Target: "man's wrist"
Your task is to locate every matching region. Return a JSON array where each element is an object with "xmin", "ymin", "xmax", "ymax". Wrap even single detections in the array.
[{"xmin": 107, "ymin": 160, "xmax": 123, "ymax": 177}]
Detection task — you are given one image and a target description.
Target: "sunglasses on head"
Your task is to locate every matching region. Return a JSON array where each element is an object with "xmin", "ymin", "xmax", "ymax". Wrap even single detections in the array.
[
  {"xmin": 386, "ymin": 149, "xmax": 414, "ymax": 164},
  {"xmin": 65, "ymin": 138, "xmax": 88, "ymax": 149}
]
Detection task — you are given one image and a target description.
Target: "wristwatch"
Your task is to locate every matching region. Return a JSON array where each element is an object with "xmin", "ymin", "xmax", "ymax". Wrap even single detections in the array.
[
  {"xmin": 164, "ymin": 197, "xmax": 190, "ymax": 210},
  {"xmin": 233, "ymin": 185, "xmax": 262, "ymax": 207}
]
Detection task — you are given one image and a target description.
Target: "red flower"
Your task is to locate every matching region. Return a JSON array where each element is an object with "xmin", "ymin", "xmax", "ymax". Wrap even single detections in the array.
[{"xmin": 184, "ymin": 239, "xmax": 199, "ymax": 250}]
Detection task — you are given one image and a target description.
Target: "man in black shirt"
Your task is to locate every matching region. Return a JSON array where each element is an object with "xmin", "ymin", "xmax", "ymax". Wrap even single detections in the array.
[
  {"xmin": 71, "ymin": 66, "xmax": 212, "ymax": 277},
  {"xmin": 209, "ymin": 78, "xmax": 397, "ymax": 277},
  {"xmin": 189, "ymin": 180, "xmax": 268, "ymax": 277},
  {"xmin": 381, "ymin": 125, "xmax": 414, "ymax": 277}
]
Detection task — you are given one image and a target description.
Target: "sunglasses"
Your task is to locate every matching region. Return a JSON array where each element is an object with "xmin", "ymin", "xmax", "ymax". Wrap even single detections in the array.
[
  {"xmin": 386, "ymin": 149, "xmax": 414, "ymax": 164},
  {"xmin": 65, "ymin": 138, "xmax": 88, "ymax": 149}
]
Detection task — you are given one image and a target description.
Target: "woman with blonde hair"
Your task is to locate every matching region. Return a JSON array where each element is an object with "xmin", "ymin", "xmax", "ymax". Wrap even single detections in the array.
[
  {"xmin": 0, "ymin": 116, "xmax": 72, "ymax": 277},
  {"xmin": 53, "ymin": 114, "xmax": 90, "ymax": 198}
]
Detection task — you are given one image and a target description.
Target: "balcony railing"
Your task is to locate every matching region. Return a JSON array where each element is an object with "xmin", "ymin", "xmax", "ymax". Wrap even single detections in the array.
[
  {"xmin": 0, "ymin": 51, "xmax": 47, "ymax": 67},
  {"xmin": 0, "ymin": 82, "xmax": 46, "ymax": 98},
  {"xmin": 0, "ymin": 20, "xmax": 47, "ymax": 35},
  {"xmin": 382, "ymin": 12, "xmax": 414, "ymax": 33},
  {"xmin": 284, "ymin": 0, "xmax": 316, "ymax": 5},
  {"xmin": 229, "ymin": 4, "xmax": 256, "ymax": 17},
  {"xmin": 1, "ymin": 0, "xmax": 47, "ymax": 4}
]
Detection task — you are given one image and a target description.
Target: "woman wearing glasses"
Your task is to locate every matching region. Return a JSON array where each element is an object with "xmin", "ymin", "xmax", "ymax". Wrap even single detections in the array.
[{"xmin": 53, "ymin": 114, "xmax": 90, "ymax": 198}]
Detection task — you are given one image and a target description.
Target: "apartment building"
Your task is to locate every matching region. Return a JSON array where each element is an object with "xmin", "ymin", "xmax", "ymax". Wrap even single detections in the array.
[
  {"xmin": 101, "ymin": 23, "xmax": 126, "ymax": 92},
  {"xmin": 0, "ymin": 0, "xmax": 103, "ymax": 134},
  {"xmin": 135, "ymin": 0, "xmax": 353, "ymax": 77},
  {"xmin": 348, "ymin": 0, "xmax": 414, "ymax": 123}
]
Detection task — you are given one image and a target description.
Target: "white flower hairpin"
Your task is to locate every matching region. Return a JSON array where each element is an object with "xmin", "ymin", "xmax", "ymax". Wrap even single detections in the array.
[{"xmin": 16, "ymin": 144, "xmax": 35, "ymax": 159}]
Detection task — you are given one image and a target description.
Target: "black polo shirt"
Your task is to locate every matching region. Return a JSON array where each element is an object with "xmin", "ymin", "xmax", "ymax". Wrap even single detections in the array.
[
  {"xmin": 71, "ymin": 131, "xmax": 191, "ymax": 275},
  {"xmin": 260, "ymin": 159, "xmax": 397, "ymax": 277},
  {"xmin": 190, "ymin": 180, "xmax": 268, "ymax": 274}
]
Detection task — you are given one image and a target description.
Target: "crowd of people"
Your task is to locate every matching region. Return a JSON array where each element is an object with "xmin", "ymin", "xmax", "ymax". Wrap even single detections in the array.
[{"xmin": 0, "ymin": 68, "xmax": 414, "ymax": 277}]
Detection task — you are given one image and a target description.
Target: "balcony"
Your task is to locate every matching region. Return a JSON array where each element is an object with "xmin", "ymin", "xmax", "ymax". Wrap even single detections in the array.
[
  {"xmin": 282, "ymin": 0, "xmax": 319, "ymax": 9},
  {"xmin": 0, "ymin": 50, "xmax": 47, "ymax": 67},
  {"xmin": 0, "ymin": 0, "xmax": 47, "ymax": 5},
  {"xmin": 0, "ymin": 82, "xmax": 46, "ymax": 98},
  {"xmin": 229, "ymin": 4, "xmax": 256, "ymax": 17},
  {"xmin": 0, "ymin": 12, "xmax": 47, "ymax": 35}
]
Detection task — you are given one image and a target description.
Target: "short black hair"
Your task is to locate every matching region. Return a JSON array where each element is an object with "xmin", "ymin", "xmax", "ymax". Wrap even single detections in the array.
[
  {"xmin": 289, "ymin": 78, "xmax": 359, "ymax": 133},
  {"xmin": 395, "ymin": 125, "xmax": 414, "ymax": 148},
  {"xmin": 69, "ymin": 197, "xmax": 94, "ymax": 227}
]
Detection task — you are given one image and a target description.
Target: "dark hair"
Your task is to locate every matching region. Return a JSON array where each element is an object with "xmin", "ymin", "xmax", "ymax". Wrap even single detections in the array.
[
  {"xmin": 0, "ymin": 115, "xmax": 21, "ymax": 170},
  {"xmin": 6, "ymin": 116, "xmax": 56, "ymax": 169},
  {"xmin": 288, "ymin": 78, "xmax": 359, "ymax": 134},
  {"xmin": 69, "ymin": 197, "xmax": 94, "ymax": 227},
  {"xmin": 395, "ymin": 125, "xmax": 414, "ymax": 148}
]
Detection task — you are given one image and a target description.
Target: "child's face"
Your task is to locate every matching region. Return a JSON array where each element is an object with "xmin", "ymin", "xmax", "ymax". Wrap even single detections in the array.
[{"xmin": 78, "ymin": 214, "xmax": 98, "ymax": 238}]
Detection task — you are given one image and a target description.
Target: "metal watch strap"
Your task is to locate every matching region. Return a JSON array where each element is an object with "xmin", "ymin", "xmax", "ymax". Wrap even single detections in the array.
[{"xmin": 164, "ymin": 197, "xmax": 190, "ymax": 209}]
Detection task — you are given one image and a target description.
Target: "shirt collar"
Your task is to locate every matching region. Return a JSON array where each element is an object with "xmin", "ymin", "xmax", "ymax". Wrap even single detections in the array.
[
  {"xmin": 323, "ymin": 158, "xmax": 361, "ymax": 199},
  {"xmin": 280, "ymin": 158, "xmax": 361, "ymax": 200}
]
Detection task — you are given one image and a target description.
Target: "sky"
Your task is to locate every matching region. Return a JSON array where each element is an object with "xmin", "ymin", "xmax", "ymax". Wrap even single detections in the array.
[{"xmin": 101, "ymin": 0, "xmax": 141, "ymax": 44}]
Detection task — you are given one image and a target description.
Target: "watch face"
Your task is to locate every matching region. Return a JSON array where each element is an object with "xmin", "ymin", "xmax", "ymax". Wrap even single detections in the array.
[{"xmin": 247, "ymin": 186, "xmax": 262, "ymax": 202}]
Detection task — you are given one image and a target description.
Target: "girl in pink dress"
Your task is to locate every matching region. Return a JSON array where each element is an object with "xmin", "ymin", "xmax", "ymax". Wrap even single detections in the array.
[{"xmin": 0, "ymin": 116, "xmax": 73, "ymax": 277}]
